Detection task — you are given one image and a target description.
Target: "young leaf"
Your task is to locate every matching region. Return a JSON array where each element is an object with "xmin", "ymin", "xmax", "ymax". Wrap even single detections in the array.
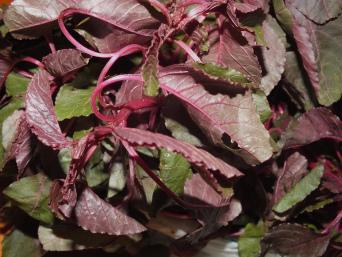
[
  {"xmin": 159, "ymin": 67, "xmax": 273, "ymax": 164},
  {"xmin": 25, "ymin": 70, "xmax": 71, "ymax": 149},
  {"xmin": 262, "ymin": 223, "xmax": 330, "ymax": 257},
  {"xmin": 74, "ymin": 186, "xmax": 146, "ymax": 235},
  {"xmin": 3, "ymin": 229, "xmax": 42, "ymax": 257},
  {"xmin": 42, "ymin": 49, "xmax": 88, "ymax": 78},
  {"xmin": 3, "ymin": 173, "xmax": 54, "ymax": 224},
  {"xmin": 159, "ymin": 149, "xmax": 191, "ymax": 195},
  {"xmin": 273, "ymin": 165, "xmax": 324, "ymax": 213},
  {"xmin": 113, "ymin": 127, "xmax": 243, "ymax": 180},
  {"xmin": 238, "ymin": 221, "xmax": 266, "ymax": 257},
  {"xmin": 283, "ymin": 107, "xmax": 342, "ymax": 148},
  {"xmin": 55, "ymin": 84, "xmax": 94, "ymax": 121}
]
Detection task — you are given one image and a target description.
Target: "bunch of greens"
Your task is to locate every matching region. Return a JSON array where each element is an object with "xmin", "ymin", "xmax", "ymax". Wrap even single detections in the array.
[{"xmin": 0, "ymin": 0, "xmax": 341, "ymax": 256}]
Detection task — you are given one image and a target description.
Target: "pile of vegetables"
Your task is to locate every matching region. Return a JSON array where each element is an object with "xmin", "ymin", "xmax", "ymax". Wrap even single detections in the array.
[{"xmin": 0, "ymin": 0, "xmax": 341, "ymax": 256}]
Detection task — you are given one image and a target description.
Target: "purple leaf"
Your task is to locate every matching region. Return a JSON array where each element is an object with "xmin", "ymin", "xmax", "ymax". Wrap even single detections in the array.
[
  {"xmin": 0, "ymin": 57, "xmax": 13, "ymax": 88},
  {"xmin": 159, "ymin": 66, "xmax": 273, "ymax": 164},
  {"xmin": 289, "ymin": 7, "xmax": 342, "ymax": 106},
  {"xmin": 4, "ymin": 0, "xmax": 77, "ymax": 39},
  {"xmin": 25, "ymin": 69, "xmax": 71, "ymax": 149},
  {"xmin": 113, "ymin": 127, "xmax": 243, "ymax": 180},
  {"xmin": 283, "ymin": 107, "xmax": 342, "ymax": 148},
  {"xmin": 184, "ymin": 174, "xmax": 229, "ymax": 207},
  {"xmin": 72, "ymin": 0, "xmax": 161, "ymax": 53},
  {"xmin": 260, "ymin": 21, "xmax": 286, "ymax": 95},
  {"xmin": 273, "ymin": 152, "xmax": 308, "ymax": 204},
  {"xmin": 74, "ymin": 186, "xmax": 146, "ymax": 235},
  {"xmin": 291, "ymin": 0, "xmax": 342, "ymax": 24},
  {"xmin": 42, "ymin": 49, "xmax": 89, "ymax": 78},
  {"xmin": 202, "ymin": 19, "xmax": 262, "ymax": 86},
  {"xmin": 262, "ymin": 223, "xmax": 330, "ymax": 257},
  {"xmin": 3, "ymin": 110, "xmax": 32, "ymax": 176}
]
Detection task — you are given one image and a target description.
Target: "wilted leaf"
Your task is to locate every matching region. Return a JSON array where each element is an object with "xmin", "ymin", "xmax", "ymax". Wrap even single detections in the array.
[
  {"xmin": 3, "ymin": 173, "xmax": 54, "ymax": 224},
  {"xmin": 273, "ymin": 165, "xmax": 324, "ymax": 213}
]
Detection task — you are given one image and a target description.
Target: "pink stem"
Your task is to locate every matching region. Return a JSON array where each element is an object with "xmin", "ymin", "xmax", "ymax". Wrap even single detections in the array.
[
  {"xmin": 58, "ymin": 8, "xmax": 148, "ymax": 58},
  {"xmin": 174, "ymin": 40, "xmax": 202, "ymax": 63},
  {"xmin": 19, "ymin": 57, "xmax": 45, "ymax": 69},
  {"xmin": 148, "ymin": 0, "xmax": 171, "ymax": 25},
  {"xmin": 91, "ymin": 74, "xmax": 143, "ymax": 122},
  {"xmin": 44, "ymin": 33, "xmax": 57, "ymax": 54},
  {"xmin": 13, "ymin": 68, "xmax": 34, "ymax": 79},
  {"xmin": 322, "ymin": 210, "xmax": 342, "ymax": 234},
  {"xmin": 96, "ymin": 45, "xmax": 145, "ymax": 107}
]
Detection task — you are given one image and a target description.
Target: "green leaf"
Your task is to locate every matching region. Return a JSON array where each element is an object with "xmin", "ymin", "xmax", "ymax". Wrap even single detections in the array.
[
  {"xmin": 0, "ymin": 97, "xmax": 24, "ymax": 124},
  {"xmin": 252, "ymin": 91, "xmax": 272, "ymax": 123},
  {"xmin": 272, "ymin": 0, "xmax": 293, "ymax": 33},
  {"xmin": 193, "ymin": 62, "xmax": 251, "ymax": 86},
  {"xmin": 38, "ymin": 224, "xmax": 114, "ymax": 251},
  {"xmin": 107, "ymin": 162, "xmax": 126, "ymax": 198},
  {"xmin": 55, "ymin": 84, "xmax": 94, "ymax": 121},
  {"xmin": 5, "ymin": 72, "xmax": 30, "ymax": 96},
  {"xmin": 283, "ymin": 51, "xmax": 315, "ymax": 111},
  {"xmin": 238, "ymin": 220, "xmax": 266, "ymax": 257},
  {"xmin": 315, "ymin": 16, "xmax": 342, "ymax": 106},
  {"xmin": 159, "ymin": 149, "xmax": 191, "ymax": 195},
  {"xmin": 72, "ymin": 128, "xmax": 92, "ymax": 140},
  {"xmin": 142, "ymin": 54, "xmax": 159, "ymax": 96},
  {"xmin": 273, "ymin": 165, "xmax": 324, "ymax": 213},
  {"xmin": 164, "ymin": 117, "xmax": 203, "ymax": 146},
  {"xmin": 3, "ymin": 229, "xmax": 42, "ymax": 257},
  {"xmin": 58, "ymin": 147, "xmax": 72, "ymax": 174},
  {"xmin": 0, "ymin": 98, "xmax": 24, "ymax": 168},
  {"xmin": 3, "ymin": 173, "xmax": 54, "ymax": 224},
  {"xmin": 85, "ymin": 148, "xmax": 109, "ymax": 187}
]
